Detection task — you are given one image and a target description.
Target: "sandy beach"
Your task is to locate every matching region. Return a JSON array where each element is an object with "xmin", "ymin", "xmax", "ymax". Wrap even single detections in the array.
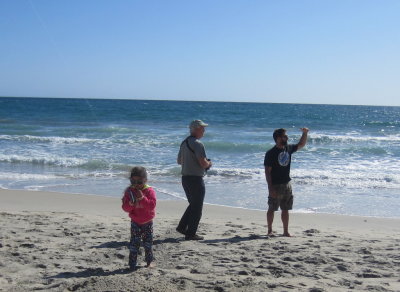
[{"xmin": 1, "ymin": 189, "xmax": 399, "ymax": 292}]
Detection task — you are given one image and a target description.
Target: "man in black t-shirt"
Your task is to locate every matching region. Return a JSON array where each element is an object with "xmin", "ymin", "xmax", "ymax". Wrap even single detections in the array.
[{"xmin": 264, "ymin": 127, "xmax": 309, "ymax": 237}]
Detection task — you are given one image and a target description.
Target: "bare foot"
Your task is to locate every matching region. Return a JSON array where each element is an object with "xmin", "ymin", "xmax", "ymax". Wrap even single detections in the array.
[
  {"xmin": 146, "ymin": 262, "xmax": 156, "ymax": 268},
  {"xmin": 283, "ymin": 232, "xmax": 292, "ymax": 237},
  {"xmin": 267, "ymin": 230, "xmax": 276, "ymax": 237}
]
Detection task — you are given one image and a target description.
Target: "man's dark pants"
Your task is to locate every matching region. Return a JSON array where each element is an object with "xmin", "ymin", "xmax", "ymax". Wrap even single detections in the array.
[{"xmin": 177, "ymin": 175, "xmax": 205, "ymax": 236}]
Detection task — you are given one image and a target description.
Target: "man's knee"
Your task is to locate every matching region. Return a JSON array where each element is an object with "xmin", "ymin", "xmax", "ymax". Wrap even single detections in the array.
[{"xmin": 281, "ymin": 210, "xmax": 290, "ymax": 218}]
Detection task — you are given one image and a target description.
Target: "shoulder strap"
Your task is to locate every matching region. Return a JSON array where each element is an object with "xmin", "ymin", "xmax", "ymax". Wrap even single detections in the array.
[
  {"xmin": 185, "ymin": 138, "xmax": 195, "ymax": 154},
  {"xmin": 181, "ymin": 136, "xmax": 195, "ymax": 154}
]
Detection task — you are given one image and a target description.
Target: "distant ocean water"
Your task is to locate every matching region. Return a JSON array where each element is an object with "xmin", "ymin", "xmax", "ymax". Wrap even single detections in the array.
[{"xmin": 1, "ymin": 97, "xmax": 399, "ymax": 218}]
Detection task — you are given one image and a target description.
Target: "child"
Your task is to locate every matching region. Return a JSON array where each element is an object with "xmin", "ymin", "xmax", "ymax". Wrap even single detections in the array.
[{"xmin": 122, "ymin": 166, "xmax": 156, "ymax": 270}]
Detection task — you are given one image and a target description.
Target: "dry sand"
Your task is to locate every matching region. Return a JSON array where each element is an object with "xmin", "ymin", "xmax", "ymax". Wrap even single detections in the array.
[{"xmin": 1, "ymin": 189, "xmax": 399, "ymax": 292}]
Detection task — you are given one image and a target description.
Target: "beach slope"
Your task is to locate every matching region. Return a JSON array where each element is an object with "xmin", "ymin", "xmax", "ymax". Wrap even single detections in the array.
[{"xmin": 1, "ymin": 189, "xmax": 399, "ymax": 291}]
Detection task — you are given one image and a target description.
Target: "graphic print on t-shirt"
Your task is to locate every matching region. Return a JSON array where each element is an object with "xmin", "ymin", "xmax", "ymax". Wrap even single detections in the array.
[{"xmin": 278, "ymin": 151, "xmax": 290, "ymax": 167}]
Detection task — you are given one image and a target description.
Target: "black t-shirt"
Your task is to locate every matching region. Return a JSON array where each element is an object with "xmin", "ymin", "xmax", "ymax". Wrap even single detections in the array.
[{"xmin": 264, "ymin": 144, "xmax": 298, "ymax": 185}]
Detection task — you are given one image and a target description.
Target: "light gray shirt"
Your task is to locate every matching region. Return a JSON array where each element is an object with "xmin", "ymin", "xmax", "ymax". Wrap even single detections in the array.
[{"xmin": 177, "ymin": 136, "xmax": 207, "ymax": 176}]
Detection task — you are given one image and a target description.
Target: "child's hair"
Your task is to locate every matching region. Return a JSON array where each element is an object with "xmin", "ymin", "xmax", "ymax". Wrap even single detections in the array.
[{"xmin": 130, "ymin": 166, "xmax": 148, "ymax": 179}]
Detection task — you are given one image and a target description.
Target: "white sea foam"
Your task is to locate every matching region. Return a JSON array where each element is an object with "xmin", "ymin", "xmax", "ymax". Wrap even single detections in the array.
[
  {"xmin": 292, "ymin": 208, "xmax": 317, "ymax": 214},
  {"xmin": 207, "ymin": 167, "xmax": 263, "ymax": 178},
  {"xmin": 153, "ymin": 187, "xmax": 186, "ymax": 200},
  {"xmin": 308, "ymin": 132, "xmax": 400, "ymax": 144},
  {"xmin": 0, "ymin": 154, "xmax": 86, "ymax": 167},
  {"xmin": 0, "ymin": 134, "xmax": 96, "ymax": 144},
  {"xmin": 0, "ymin": 172, "xmax": 59, "ymax": 180},
  {"xmin": 24, "ymin": 183, "xmax": 79, "ymax": 191},
  {"xmin": 292, "ymin": 167, "xmax": 399, "ymax": 189},
  {"xmin": 150, "ymin": 166, "xmax": 264, "ymax": 179}
]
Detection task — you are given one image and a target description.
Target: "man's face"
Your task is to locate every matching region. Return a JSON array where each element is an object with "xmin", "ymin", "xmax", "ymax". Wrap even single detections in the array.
[
  {"xmin": 278, "ymin": 133, "xmax": 288, "ymax": 146},
  {"xmin": 193, "ymin": 126, "xmax": 205, "ymax": 138}
]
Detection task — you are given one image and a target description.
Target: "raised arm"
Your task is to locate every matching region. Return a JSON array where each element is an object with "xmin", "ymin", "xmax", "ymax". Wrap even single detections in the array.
[{"xmin": 297, "ymin": 128, "xmax": 309, "ymax": 150}]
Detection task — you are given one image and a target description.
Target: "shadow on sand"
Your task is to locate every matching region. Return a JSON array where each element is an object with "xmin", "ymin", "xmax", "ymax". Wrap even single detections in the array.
[
  {"xmin": 201, "ymin": 234, "xmax": 269, "ymax": 244},
  {"xmin": 47, "ymin": 267, "xmax": 132, "ymax": 279}
]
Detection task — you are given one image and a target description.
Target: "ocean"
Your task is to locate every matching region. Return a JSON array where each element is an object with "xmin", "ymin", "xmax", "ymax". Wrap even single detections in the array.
[{"xmin": 1, "ymin": 97, "xmax": 399, "ymax": 218}]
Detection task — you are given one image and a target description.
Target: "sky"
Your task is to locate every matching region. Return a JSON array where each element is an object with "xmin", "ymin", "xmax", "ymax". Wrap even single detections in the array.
[{"xmin": 0, "ymin": 0, "xmax": 399, "ymax": 106}]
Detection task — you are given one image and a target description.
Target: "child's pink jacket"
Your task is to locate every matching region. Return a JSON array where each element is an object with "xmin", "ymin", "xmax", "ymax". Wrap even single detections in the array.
[{"xmin": 122, "ymin": 185, "xmax": 156, "ymax": 224}]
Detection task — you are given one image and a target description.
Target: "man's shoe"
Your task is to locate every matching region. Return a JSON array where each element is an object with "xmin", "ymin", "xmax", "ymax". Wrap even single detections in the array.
[
  {"xmin": 185, "ymin": 234, "xmax": 204, "ymax": 241},
  {"xmin": 176, "ymin": 227, "xmax": 186, "ymax": 235}
]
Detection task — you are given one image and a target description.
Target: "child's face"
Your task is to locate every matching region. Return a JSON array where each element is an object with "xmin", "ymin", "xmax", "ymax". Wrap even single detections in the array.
[{"xmin": 131, "ymin": 176, "xmax": 146, "ymax": 189}]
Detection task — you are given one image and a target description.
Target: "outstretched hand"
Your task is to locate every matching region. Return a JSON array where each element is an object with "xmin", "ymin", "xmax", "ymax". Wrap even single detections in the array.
[
  {"xmin": 297, "ymin": 128, "xmax": 309, "ymax": 149},
  {"xmin": 300, "ymin": 127, "xmax": 309, "ymax": 134}
]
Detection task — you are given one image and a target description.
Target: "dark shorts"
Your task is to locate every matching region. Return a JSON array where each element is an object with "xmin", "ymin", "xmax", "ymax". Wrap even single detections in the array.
[{"xmin": 268, "ymin": 182, "xmax": 293, "ymax": 211}]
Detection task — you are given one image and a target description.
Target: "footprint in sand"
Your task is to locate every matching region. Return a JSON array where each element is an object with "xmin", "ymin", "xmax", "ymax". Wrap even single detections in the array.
[
  {"xmin": 282, "ymin": 256, "xmax": 296, "ymax": 262},
  {"xmin": 175, "ymin": 265, "xmax": 188, "ymax": 270},
  {"xmin": 337, "ymin": 264, "xmax": 348, "ymax": 271},
  {"xmin": 303, "ymin": 229, "xmax": 320, "ymax": 236},
  {"xmin": 225, "ymin": 223, "xmax": 244, "ymax": 228},
  {"xmin": 330, "ymin": 256, "xmax": 343, "ymax": 262},
  {"xmin": 357, "ymin": 247, "xmax": 372, "ymax": 254},
  {"xmin": 20, "ymin": 243, "xmax": 35, "ymax": 248}
]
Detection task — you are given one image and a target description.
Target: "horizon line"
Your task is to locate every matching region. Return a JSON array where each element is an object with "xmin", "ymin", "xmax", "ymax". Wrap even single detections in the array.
[{"xmin": 0, "ymin": 95, "xmax": 398, "ymax": 108}]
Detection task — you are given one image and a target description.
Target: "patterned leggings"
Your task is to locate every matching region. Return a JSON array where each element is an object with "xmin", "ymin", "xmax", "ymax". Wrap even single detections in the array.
[{"xmin": 129, "ymin": 221, "xmax": 154, "ymax": 269}]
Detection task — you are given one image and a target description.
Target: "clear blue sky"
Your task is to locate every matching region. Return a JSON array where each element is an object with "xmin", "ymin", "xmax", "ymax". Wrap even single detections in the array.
[{"xmin": 1, "ymin": 0, "xmax": 399, "ymax": 106}]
